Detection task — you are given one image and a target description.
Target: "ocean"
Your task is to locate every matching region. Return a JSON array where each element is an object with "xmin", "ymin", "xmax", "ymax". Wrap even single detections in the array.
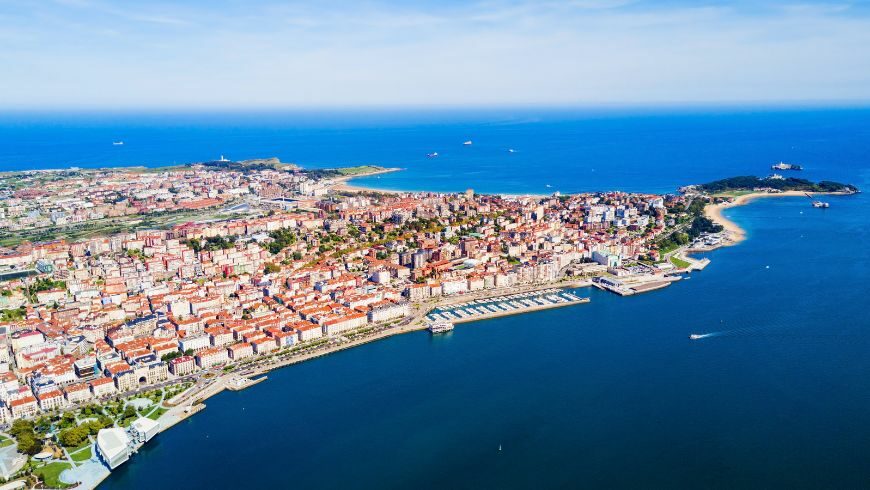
[
  {"xmin": 1, "ymin": 108, "xmax": 868, "ymax": 194},
  {"xmin": 2, "ymin": 109, "xmax": 869, "ymax": 488}
]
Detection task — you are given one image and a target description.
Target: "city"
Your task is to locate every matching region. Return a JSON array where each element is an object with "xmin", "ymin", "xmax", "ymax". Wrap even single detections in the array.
[{"xmin": 0, "ymin": 162, "xmax": 718, "ymax": 487}]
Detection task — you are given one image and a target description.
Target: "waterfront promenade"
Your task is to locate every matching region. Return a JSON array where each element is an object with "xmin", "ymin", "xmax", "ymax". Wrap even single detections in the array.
[{"xmin": 166, "ymin": 279, "xmax": 594, "ymax": 410}]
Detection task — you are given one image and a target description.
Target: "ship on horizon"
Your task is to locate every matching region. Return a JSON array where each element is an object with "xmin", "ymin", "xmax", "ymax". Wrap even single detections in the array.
[{"xmin": 772, "ymin": 161, "xmax": 802, "ymax": 171}]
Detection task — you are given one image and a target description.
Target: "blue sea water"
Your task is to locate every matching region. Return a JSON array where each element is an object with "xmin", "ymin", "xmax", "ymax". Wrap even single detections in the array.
[
  {"xmin": 2, "ymin": 109, "xmax": 869, "ymax": 488},
  {"xmin": 1, "ymin": 108, "xmax": 869, "ymax": 194},
  {"xmin": 100, "ymin": 193, "xmax": 870, "ymax": 490}
]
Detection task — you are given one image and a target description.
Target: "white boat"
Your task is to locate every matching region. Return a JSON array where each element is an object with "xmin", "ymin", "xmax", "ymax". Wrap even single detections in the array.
[
  {"xmin": 463, "ymin": 140, "xmax": 473, "ymax": 146},
  {"xmin": 812, "ymin": 201, "xmax": 830, "ymax": 208},
  {"xmin": 429, "ymin": 322, "xmax": 454, "ymax": 334},
  {"xmin": 427, "ymin": 152, "xmax": 439, "ymax": 158},
  {"xmin": 507, "ymin": 149, "xmax": 516, "ymax": 153},
  {"xmin": 689, "ymin": 334, "xmax": 706, "ymax": 340},
  {"xmin": 112, "ymin": 141, "xmax": 124, "ymax": 146}
]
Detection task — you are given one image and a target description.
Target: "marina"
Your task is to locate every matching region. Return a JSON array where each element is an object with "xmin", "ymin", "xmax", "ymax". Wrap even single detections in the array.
[{"xmin": 425, "ymin": 288, "xmax": 590, "ymax": 325}]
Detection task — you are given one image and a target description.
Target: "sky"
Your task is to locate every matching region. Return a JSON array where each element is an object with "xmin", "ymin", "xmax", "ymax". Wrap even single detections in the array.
[{"xmin": 2, "ymin": 0, "xmax": 870, "ymax": 109}]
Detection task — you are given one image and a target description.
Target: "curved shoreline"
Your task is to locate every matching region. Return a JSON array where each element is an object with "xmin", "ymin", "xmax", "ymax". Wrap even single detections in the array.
[{"xmin": 704, "ymin": 190, "xmax": 844, "ymax": 246}]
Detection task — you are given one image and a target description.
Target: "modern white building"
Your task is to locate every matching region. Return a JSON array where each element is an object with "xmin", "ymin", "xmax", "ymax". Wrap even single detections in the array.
[
  {"xmin": 96, "ymin": 427, "xmax": 130, "ymax": 469},
  {"xmin": 130, "ymin": 417, "xmax": 160, "ymax": 442}
]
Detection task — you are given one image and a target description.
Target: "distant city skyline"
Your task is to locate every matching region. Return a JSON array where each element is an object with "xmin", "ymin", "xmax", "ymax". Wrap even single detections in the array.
[{"xmin": 3, "ymin": 0, "xmax": 870, "ymax": 108}]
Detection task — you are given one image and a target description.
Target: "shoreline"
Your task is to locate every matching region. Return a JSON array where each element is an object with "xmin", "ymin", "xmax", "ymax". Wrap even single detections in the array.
[
  {"xmin": 164, "ymin": 280, "xmax": 592, "ymax": 407},
  {"xmin": 704, "ymin": 190, "xmax": 845, "ymax": 246},
  {"xmin": 329, "ymin": 167, "xmax": 404, "ymax": 194}
]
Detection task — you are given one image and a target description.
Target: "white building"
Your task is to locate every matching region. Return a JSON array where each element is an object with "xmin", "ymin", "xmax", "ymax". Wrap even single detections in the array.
[
  {"xmin": 96, "ymin": 427, "xmax": 130, "ymax": 469},
  {"xmin": 130, "ymin": 417, "xmax": 160, "ymax": 442},
  {"xmin": 178, "ymin": 334, "xmax": 211, "ymax": 353}
]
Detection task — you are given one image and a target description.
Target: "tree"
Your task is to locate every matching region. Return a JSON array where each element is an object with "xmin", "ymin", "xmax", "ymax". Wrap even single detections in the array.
[
  {"xmin": 58, "ymin": 426, "xmax": 89, "ymax": 448},
  {"xmin": 16, "ymin": 432, "xmax": 41, "ymax": 455},
  {"xmin": 161, "ymin": 351, "xmax": 182, "ymax": 362},
  {"xmin": 9, "ymin": 419, "xmax": 34, "ymax": 438},
  {"xmin": 264, "ymin": 263, "xmax": 281, "ymax": 274}
]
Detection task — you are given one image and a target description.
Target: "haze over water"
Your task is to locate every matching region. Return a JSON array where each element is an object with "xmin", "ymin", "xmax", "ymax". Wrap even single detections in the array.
[{"xmin": 3, "ymin": 109, "xmax": 868, "ymax": 488}]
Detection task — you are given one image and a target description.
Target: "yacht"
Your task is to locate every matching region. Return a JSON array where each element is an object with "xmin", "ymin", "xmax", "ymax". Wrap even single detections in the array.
[
  {"xmin": 112, "ymin": 141, "xmax": 124, "ymax": 146},
  {"xmin": 463, "ymin": 140, "xmax": 473, "ymax": 146},
  {"xmin": 429, "ymin": 322, "xmax": 455, "ymax": 334}
]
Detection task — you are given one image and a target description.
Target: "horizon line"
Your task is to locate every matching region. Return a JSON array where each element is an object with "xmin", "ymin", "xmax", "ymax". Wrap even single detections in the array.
[{"xmin": 3, "ymin": 99, "xmax": 870, "ymax": 114}]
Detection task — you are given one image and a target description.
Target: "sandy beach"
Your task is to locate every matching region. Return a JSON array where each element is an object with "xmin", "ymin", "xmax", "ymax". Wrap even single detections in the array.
[
  {"xmin": 704, "ymin": 190, "xmax": 840, "ymax": 246},
  {"xmin": 329, "ymin": 167, "xmax": 404, "ymax": 194}
]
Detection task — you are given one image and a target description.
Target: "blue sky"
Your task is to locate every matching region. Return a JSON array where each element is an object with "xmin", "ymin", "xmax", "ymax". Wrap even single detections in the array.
[{"xmin": 2, "ymin": 0, "xmax": 870, "ymax": 108}]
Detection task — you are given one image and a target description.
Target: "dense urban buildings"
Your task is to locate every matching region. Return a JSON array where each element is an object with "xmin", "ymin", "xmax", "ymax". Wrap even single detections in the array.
[{"xmin": 0, "ymin": 164, "xmax": 700, "ymax": 427}]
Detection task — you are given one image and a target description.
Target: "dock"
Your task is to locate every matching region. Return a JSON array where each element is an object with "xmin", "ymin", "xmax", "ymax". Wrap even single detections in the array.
[
  {"xmin": 427, "ymin": 288, "xmax": 590, "ymax": 324},
  {"xmin": 226, "ymin": 376, "xmax": 268, "ymax": 391},
  {"xmin": 593, "ymin": 275, "xmax": 681, "ymax": 296}
]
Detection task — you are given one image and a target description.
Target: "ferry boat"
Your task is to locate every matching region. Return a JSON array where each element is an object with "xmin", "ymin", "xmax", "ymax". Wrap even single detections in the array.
[
  {"xmin": 771, "ymin": 161, "xmax": 802, "ymax": 171},
  {"xmin": 429, "ymin": 322, "xmax": 454, "ymax": 334},
  {"xmin": 812, "ymin": 201, "xmax": 830, "ymax": 208}
]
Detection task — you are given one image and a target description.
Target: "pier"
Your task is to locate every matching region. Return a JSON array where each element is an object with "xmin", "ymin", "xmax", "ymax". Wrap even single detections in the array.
[
  {"xmin": 593, "ymin": 275, "xmax": 681, "ymax": 296},
  {"xmin": 426, "ymin": 288, "xmax": 590, "ymax": 324},
  {"xmin": 226, "ymin": 376, "xmax": 268, "ymax": 391}
]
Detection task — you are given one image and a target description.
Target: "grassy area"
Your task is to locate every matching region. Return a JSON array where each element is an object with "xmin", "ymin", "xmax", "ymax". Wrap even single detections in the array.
[
  {"xmin": 146, "ymin": 407, "xmax": 168, "ymax": 420},
  {"xmin": 713, "ymin": 190, "xmax": 756, "ymax": 198},
  {"xmin": 70, "ymin": 445, "xmax": 92, "ymax": 463},
  {"xmin": 0, "ymin": 435, "xmax": 13, "ymax": 448},
  {"xmin": 670, "ymin": 256, "xmax": 691, "ymax": 269},
  {"xmin": 335, "ymin": 165, "xmax": 389, "ymax": 176},
  {"xmin": 657, "ymin": 242, "xmax": 680, "ymax": 255},
  {"xmin": 34, "ymin": 462, "xmax": 73, "ymax": 489},
  {"xmin": 68, "ymin": 440, "xmax": 92, "ymax": 453}
]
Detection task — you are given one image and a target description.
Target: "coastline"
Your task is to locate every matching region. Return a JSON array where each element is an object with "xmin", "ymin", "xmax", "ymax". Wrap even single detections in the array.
[
  {"xmin": 162, "ymin": 280, "xmax": 593, "ymax": 408},
  {"xmin": 31, "ymin": 176, "xmax": 856, "ymax": 488},
  {"xmin": 329, "ymin": 167, "xmax": 403, "ymax": 194},
  {"xmin": 704, "ymin": 190, "xmax": 843, "ymax": 246}
]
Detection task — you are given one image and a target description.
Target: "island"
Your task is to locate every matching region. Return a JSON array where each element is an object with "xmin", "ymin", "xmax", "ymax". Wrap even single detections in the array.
[{"xmin": 0, "ymin": 163, "xmax": 858, "ymax": 488}]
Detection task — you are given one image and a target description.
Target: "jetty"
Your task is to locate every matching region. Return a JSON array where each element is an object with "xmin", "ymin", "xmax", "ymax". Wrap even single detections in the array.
[
  {"xmin": 593, "ymin": 275, "xmax": 682, "ymax": 296},
  {"xmin": 226, "ymin": 376, "xmax": 268, "ymax": 391},
  {"xmin": 426, "ymin": 288, "xmax": 590, "ymax": 324}
]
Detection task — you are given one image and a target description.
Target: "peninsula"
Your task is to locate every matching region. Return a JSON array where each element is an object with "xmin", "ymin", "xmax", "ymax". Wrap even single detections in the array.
[
  {"xmin": 681, "ymin": 175, "xmax": 858, "ymax": 245},
  {"xmin": 0, "ymin": 162, "xmax": 857, "ymax": 488}
]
